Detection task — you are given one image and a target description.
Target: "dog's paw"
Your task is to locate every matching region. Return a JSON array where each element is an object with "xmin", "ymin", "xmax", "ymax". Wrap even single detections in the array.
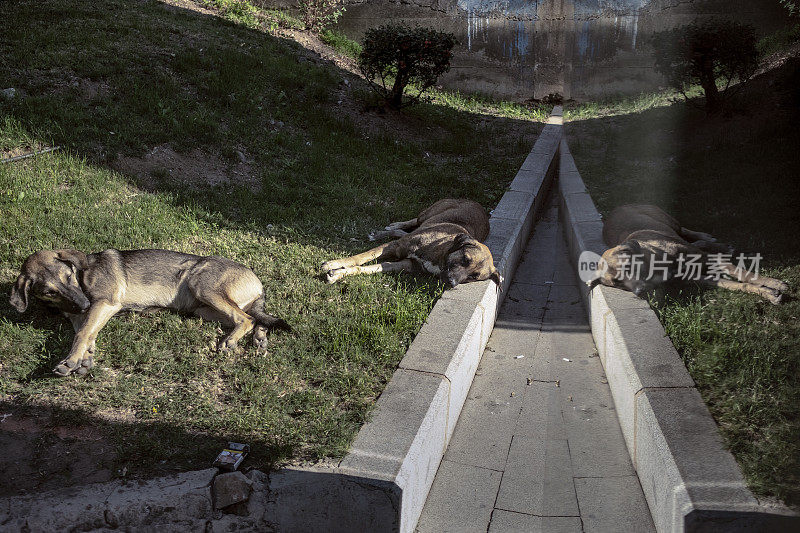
[
  {"xmin": 53, "ymin": 355, "xmax": 93, "ymax": 377},
  {"xmin": 217, "ymin": 339, "xmax": 234, "ymax": 353},
  {"xmin": 252, "ymin": 326, "xmax": 269, "ymax": 351},
  {"xmin": 765, "ymin": 289, "xmax": 785, "ymax": 305},
  {"xmin": 325, "ymin": 268, "xmax": 346, "ymax": 284},
  {"xmin": 759, "ymin": 278, "xmax": 790, "ymax": 292},
  {"xmin": 320, "ymin": 260, "xmax": 343, "ymax": 274}
]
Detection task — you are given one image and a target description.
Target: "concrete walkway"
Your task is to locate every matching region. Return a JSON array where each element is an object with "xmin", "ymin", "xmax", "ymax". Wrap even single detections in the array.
[{"xmin": 416, "ymin": 195, "xmax": 655, "ymax": 533}]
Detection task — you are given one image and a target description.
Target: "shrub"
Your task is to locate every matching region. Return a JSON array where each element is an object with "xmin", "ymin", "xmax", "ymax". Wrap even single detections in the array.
[
  {"xmin": 297, "ymin": 0, "xmax": 345, "ymax": 33},
  {"xmin": 358, "ymin": 25, "xmax": 456, "ymax": 109},
  {"xmin": 651, "ymin": 20, "xmax": 758, "ymax": 114}
]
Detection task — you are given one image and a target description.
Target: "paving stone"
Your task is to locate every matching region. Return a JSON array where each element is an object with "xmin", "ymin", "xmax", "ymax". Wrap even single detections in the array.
[
  {"xmin": 544, "ymin": 284, "xmax": 584, "ymax": 319},
  {"xmin": 485, "ymin": 316, "xmax": 543, "ymax": 359},
  {"xmin": 443, "ymin": 335, "xmax": 531, "ymax": 471},
  {"xmin": 416, "ymin": 461, "xmax": 502, "ymax": 533},
  {"xmin": 574, "ymin": 476, "xmax": 655, "ymax": 533},
  {"xmin": 514, "ymin": 251, "xmax": 557, "ymax": 284},
  {"xmin": 488, "ymin": 510, "xmax": 582, "ymax": 533},
  {"xmin": 503, "ymin": 282, "xmax": 550, "ymax": 319},
  {"xmin": 534, "ymin": 327, "xmax": 635, "ymax": 478},
  {"xmin": 513, "ymin": 381, "xmax": 567, "ymax": 441},
  {"xmin": 496, "ymin": 436, "xmax": 578, "ymax": 517}
]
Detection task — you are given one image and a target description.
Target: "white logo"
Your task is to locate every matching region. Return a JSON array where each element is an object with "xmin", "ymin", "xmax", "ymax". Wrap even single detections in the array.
[{"xmin": 578, "ymin": 250, "xmax": 605, "ymax": 283}]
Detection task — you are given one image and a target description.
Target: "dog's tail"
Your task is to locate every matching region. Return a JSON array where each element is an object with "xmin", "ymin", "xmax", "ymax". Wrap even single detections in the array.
[{"xmin": 249, "ymin": 297, "xmax": 292, "ymax": 332}]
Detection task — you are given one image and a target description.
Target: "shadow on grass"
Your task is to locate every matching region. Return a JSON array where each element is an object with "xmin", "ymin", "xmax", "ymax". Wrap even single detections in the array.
[
  {"xmin": 0, "ymin": 399, "xmax": 291, "ymax": 499},
  {"xmin": 0, "ymin": 0, "xmax": 545, "ymax": 252}
]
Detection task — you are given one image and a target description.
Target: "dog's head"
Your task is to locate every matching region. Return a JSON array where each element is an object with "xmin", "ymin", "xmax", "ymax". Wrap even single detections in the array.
[
  {"xmin": 443, "ymin": 234, "xmax": 502, "ymax": 288},
  {"xmin": 10, "ymin": 249, "xmax": 91, "ymax": 314},
  {"xmin": 589, "ymin": 241, "xmax": 659, "ymax": 297}
]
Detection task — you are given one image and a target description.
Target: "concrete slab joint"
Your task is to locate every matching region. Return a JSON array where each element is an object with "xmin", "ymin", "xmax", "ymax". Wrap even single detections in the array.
[
  {"xmin": 557, "ymin": 137, "xmax": 799, "ymax": 532},
  {"xmin": 0, "ymin": 112, "xmax": 565, "ymax": 532}
]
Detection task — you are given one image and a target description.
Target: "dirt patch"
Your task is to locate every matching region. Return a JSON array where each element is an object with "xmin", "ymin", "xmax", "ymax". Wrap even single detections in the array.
[
  {"xmin": 0, "ymin": 411, "xmax": 116, "ymax": 498},
  {"xmin": 112, "ymin": 143, "xmax": 261, "ymax": 191}
]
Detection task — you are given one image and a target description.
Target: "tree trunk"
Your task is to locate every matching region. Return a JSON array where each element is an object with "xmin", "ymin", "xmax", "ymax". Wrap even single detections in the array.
[
  {"xmin": 699, "ymin": 58, "xmax": 720, "ymax": 114},
  {"xmin": 388, "ymin": 69, "xmax": 407, "ymax": 109}
]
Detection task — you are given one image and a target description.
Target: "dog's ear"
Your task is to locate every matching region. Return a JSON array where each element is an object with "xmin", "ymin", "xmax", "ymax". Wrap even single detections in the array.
[
  {"xmin": 9, "ymin": 275, "xmax": 31, "ymax": 313},
  {"xmin": 490, "ymin": 269, "xmax": 503, "ymax": 291},
  {"xmin": 55, "ymin": 249, "xmax": 88, "ymax": 271},
  {"xmin": 587, "ymin": 277, "xmax": 603, "ymax": 290},
  {"xmin": 448, "ymin": 234, "xmax": 472, "ymax": 254}
]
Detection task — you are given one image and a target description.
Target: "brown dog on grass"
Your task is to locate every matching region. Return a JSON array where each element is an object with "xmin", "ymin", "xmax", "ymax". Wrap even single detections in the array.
[
  {"xmin": 10, "ymin": 249, "xmax": 290, "ymax": 377},
  {"xmin": 321, "ymin": 199, "xmax": 502, "ymax": 288},
  {"xmin": 590, "ymin": 204, "xmax": 789, "ymax": 304}
]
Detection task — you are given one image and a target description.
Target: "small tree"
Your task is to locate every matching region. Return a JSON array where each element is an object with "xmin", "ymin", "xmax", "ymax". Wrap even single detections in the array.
[
  {"xmin": 652, "ymin": 21, "xmax": 759, "ymax": 114},
  {"xmin": 297, "ymin": 0, "xmax": 345, "ymax": 34},
  {"xmin": 358, "ymin": 25, "xmax": 456, "ymax": 109}
]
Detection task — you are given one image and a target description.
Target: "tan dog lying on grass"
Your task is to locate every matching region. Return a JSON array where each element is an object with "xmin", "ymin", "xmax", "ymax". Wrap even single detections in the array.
[
  {"xmin": 321, "ymin": 199, "xmax": 502, "ymax": 288},
  {"xmin": 10, "ymin": 249, "xmax": 291, "ymax": 377},
  {"xmin": 590, "ymin": 204, "xmax": 789, "ymax": 304}
]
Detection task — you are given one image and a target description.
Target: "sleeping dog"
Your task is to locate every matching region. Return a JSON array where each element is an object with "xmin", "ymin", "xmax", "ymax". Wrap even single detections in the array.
[
  {"xmin": 10, "ymin": 249, "xmax": 291, "ymax": 376},
  {"xmin": 321, "ymin": 199, "xmax": 501, "ymax": 288},
  {"xmin": 590, "ymin": 204, "xmax": 789, "ymax": 304}
]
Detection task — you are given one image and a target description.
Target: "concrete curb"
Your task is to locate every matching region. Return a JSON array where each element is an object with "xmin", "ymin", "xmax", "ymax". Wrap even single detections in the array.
[
  {"xmin": 557, "ymin": 138, "xmax": 799, "ymax": 532},
  {"xmin": 0, "ymin": 109, "xmax": 564, "ymax": 533}
]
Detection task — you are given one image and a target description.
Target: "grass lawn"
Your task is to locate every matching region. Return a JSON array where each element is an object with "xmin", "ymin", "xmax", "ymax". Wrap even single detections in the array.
[
  {"xmin": 0, "ymin": 0, "xmax": 547, "ymax": 493},
  {"xmin": 564, "ymin": 52, "xmax": 800, "ymax": 505}
]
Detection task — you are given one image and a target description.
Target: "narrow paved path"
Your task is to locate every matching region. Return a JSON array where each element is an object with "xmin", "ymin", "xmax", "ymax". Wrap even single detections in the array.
[{"xmin": 416, "ymin": 195, "xmax": 655, "ymax": 533}]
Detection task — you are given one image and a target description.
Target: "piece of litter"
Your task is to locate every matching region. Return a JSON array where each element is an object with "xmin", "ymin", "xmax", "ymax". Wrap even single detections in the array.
[
  {"xmin": 213, "ymin": 442, "xmax": 250, "ymax": 471},
  {"xmin": 600, "ymin": 378, "xmax": 608, "ymax": 384},
  {"xmin": 514, "ymin": 355, "xmax": 525, "ymax": 359},
  {"xmin": 526, "ymin": 378, "xmax": 532, "ymax": 385},
  {"xmin": 562, "ymin": 358, "xmax": 572, "ymax": 362},
  {"xmin": 510, "ymin": 392, "xmax": 515, "ymax": 397},
  {"xmin": 545, "ymin": 281, "xmax": 554, "ymax": 284},
  {"xmin": 555, "ymin": 380, "xmax": 560, "ymax": 387},
  {"xmin": 567, "ymin": 395, "xmax": 573, "ymax": 401},
  {"xmin": 0, "ymin": 413, "xmax": 11, "ymax": 422}
]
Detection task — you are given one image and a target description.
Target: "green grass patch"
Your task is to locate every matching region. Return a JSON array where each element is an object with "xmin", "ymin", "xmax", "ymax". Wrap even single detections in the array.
[
  {"xmin": 320, "ymin": 29, "xmax": 362, "ymax": 58},
  {"xmin": 0, "ymin": 0, "xmax": 543, "ymax": 483},
  {"xmin": 564, "ymin": 87, "xmax": 702, "ymax": 121},
  {"xmin": 566, "ymin": 64, "xmax": 800, "ymax": 505},
  {"xmin": 201, "ymin": 0, "xmax": 260, "ymax": 28}
]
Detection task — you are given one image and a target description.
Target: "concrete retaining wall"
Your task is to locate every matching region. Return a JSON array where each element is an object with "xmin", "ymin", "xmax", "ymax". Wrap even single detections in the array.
[{"xmin": 557, "ymin": 138, "xmax": 799, "ymax": 533}]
